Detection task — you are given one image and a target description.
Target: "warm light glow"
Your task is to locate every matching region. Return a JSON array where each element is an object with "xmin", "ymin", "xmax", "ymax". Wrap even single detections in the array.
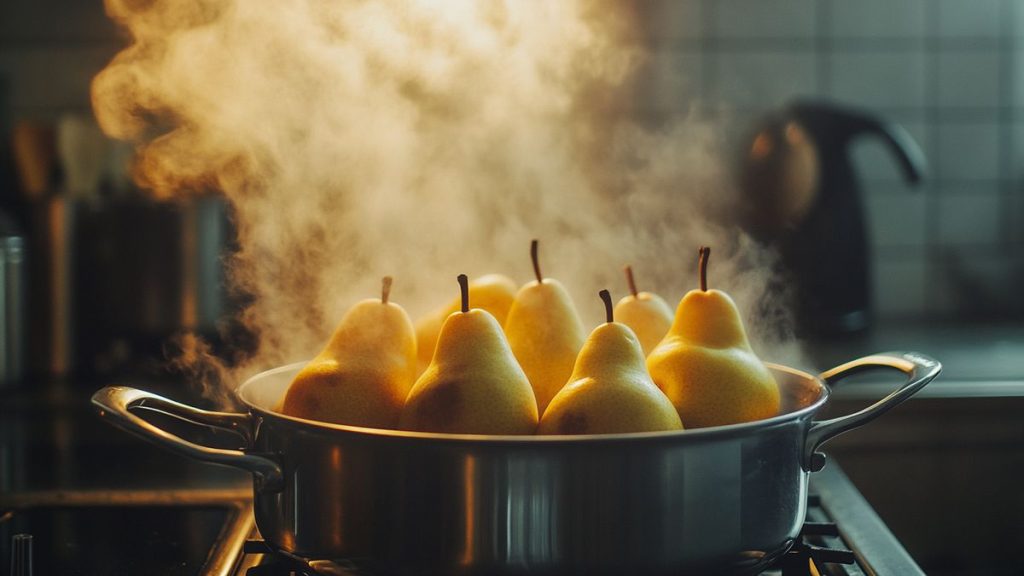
[
  {"xmin": 328, "ymin": 445, "xmax": 345, "ymax": 549},
  {"xmin": 784, "ymin": 122, "xmax": 805, "ymax": 145},
  {"xmin": 460, "ymin": 455, "xmax": 477, "ymax": 566},
  {"xmin": 750, "ymin": 132, "xmax": 774, "ymax": 160}
]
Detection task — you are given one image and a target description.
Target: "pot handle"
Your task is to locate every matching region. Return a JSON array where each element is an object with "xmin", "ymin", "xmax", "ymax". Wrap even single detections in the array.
[
  {"xmin": 91, "ymin": 386, "xmax": 284, "ymax": 492},
  {"xmin": 804, "ymin": 351, "xmax": 941, "ymax": 472}
]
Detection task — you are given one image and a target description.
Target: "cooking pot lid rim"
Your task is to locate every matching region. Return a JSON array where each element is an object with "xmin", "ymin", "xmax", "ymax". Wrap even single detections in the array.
[{"xmin": 234, "ymin": 361, "xmax": 830, "ymax": 444}]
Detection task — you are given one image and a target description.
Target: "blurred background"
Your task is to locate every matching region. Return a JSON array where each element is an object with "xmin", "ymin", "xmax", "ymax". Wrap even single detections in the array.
[
  {"xmin": 2, "ymin": 0, "xmax": 1022, "ymax": 380},
  {"xmin": 1, "ymin": 1, "xmax": 1022, "ymax": 574},
  {"xmin": 627, "ymin": 0, "xmax": 1023, "ymax": 322}
]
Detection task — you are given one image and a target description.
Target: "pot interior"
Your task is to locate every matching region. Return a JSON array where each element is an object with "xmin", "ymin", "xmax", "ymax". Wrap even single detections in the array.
[{"xmin": 236, "ymin": 361, "xmax": 828, "ymax": 433}]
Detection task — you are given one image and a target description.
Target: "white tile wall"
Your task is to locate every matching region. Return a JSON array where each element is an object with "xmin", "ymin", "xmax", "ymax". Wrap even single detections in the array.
[
  {"xmin": 1010, "ymin": 51, "xmax": 1024, "ymax": 106},
  {"xmin": 930, "ymin": 247, "xmax": 1019, "ymax": 315},
  {"xmin": 872, "ymin": 251, "xmax": 928, "ymax": 316},
  {"xmin": 827, "ymin": 0, "xmax": 926, "ymax": 39},
  {"xmin": 937, "ymin": 0, "xmax": 1005, "ymax": 38},
  {"xmin": 637, "ymin": 0, "xmax": 703, "ymax": 44},
  {"xmin": 937, "ymin": 180, "xmax": 1004, "ymax": 197},
  {"xmin": 828, "ymin": 51, "xmax": 927, "ymax": 109},
  {"xmin": 937, "ymin": 50, "xmax": 1002, "ymax": 108},
  {"xmin": 1011, "ymin": 122, "xmax": 1024, "ymax": 168},
  {"xmin": 936, "ymin": 122, "xmax": 1001, "ymax": 180},
  {"xmin": 936, "ymin": 192, "xmax": 1003, "ymax": 246},
  {"xmin": 711, "ymin": 51, "xmax": 816, "ymax": 107},
  {"xmin": 864, "ymin": 189, "xmax": 929, "ymax": 248},
  {"xmin": 709, "ymin": 0, "xmax": 818, "ymax": 39},
  {"xmin": 1008, "ymin": 189, "xmax": 1024, "ymax": 244},
  {"xmin": 1013, "ymin": 1, "xmax": 1024, "ymax": 37},
  {"xmin": 632, "ymin": 49, "xmax": 702, "ymax": 112}
]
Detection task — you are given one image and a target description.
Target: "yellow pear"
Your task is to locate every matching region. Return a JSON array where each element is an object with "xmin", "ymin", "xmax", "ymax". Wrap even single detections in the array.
[
  {"xmin": 647, "ymin": 247, "xmax": 780, "ymax": 428},
  {"xmin": 503, "ymin": 239, "xmax": 586, "ymax": 414},
  {"xmin": 401, "ymin": 274, "xmax": 538, "ymax": 434},
  {"xmin": 614, "ymin": 265, "xmax": 674, "ymax": 357},
  {"xmin": 414, "ymin": 274, "xmax": 517, "ymax": 374},
  {"xmin": 538, "ymin": 290, "xmax": 682, "ymax": 435},
  {"xmin": 281, "ymin": 277, "xmax": 417, "ymax": 429}
]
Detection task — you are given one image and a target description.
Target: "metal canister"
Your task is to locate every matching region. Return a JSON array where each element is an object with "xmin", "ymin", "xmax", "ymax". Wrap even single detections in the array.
[{"xmin": 0, "ymin": 209, "xmax": 25, "ymax": 386}]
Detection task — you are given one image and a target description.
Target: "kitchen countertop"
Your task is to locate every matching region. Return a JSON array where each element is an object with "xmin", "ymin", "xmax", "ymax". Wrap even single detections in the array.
[
  {"xmin": 798, "ymin": 319, "xmax": 1024, "ymax": 573},
  {"xmin": 804, "ymin": 319, "xmax": 1024, "ymax": 398}
]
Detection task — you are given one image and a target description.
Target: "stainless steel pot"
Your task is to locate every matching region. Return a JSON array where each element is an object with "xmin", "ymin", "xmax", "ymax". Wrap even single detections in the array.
[{"xmin": 92, "ymin": 351, "xmax": 940, "ymax": 575}]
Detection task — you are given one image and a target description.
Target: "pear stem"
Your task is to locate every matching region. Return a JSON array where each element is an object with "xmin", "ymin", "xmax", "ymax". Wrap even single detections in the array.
[
  {"xmin": 458, "ymin": 274, "xmax": 469, "ymax": 313},
  {"xmin": 381, "ymin": 276, "xmax": 393, "ymax": 305},
  {"xmin": 600, "ymin": 289, "xmax": 613, "ymax": 323},
  {"xmin": 531, "ymin": 239, "xmax": 543, "ymax": 284},
  {"xmin": 698, "ymin": 246, "xmax": 710, "ymax": 292},
  {"xmin": 624, "ymin": 265, "xmax": 639, "ymax": 298}
]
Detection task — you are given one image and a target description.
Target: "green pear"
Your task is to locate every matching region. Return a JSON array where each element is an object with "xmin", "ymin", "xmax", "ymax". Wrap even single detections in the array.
[
  {"xmin": 647, "ymin": 247, "xmax": 780, "ymax": 428},
  {"xmin": 613, "ymin": 265, "xmax": 674, "ymax": 356},
  {"xmin": 282, "ymin": 276, "xmax": 417, "ymax": 429},
  {"xmin": 401, "ymin": 274, "xmax": 538, "ymax": 434},
  {"xmin": 414, "ymin": 274, "xmax": 517, "ymax": 375},
  {"xmin": 538, "ymin": 290, "xmax": 682, "ymax": 435},
  {"xmin": 503, "ymin": 239, "xmax": 586, "ymax": 414}
]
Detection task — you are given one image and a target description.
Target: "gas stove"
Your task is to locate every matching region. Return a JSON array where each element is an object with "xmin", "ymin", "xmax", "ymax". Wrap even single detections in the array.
[{"xmin": 0, "ymin": 462, "xmax": 923, "ymax": 576}]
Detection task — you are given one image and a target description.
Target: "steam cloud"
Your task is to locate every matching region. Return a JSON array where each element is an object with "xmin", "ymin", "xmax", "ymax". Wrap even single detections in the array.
[{"xmin": 92, "ymin": 0, "xmax": 804, "ymax": 402}]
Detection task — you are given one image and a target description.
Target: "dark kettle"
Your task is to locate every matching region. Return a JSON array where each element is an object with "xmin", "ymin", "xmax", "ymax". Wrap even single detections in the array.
[{"xmin": 741, "ymin": 99, "xmax": 926, "ymax": 336}]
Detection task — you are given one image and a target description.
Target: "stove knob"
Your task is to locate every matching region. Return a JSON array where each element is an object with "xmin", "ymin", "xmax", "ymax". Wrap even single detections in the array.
[{"xmin": 9, "ymin": 534, "xmax": 32, "ymax": 576}]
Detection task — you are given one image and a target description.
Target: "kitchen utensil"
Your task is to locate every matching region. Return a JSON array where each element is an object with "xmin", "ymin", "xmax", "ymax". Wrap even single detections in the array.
[
  {"xmin": 73, "ymin": 195, "xmax": 230, "ymax": 375},
  {"xmin": 23, "ymin": 194, "xmax": 230, "ymax": 378},
  {"xmin": 26, "ymin": 198, "xmax": 75, "ymax": 377},
  {"xmin": 11, "ymin": 122, "xmax": 56, "ymax": 200},
  {"xmin": 55, "ymin": 114, "xmax": 109, "ymax": 201},
  {"xmin": 0, "ymin": 209, "xmax": 26, "ymax": 387},
  {"xmin": 10, "ymin": 534, "xmax": 33, "ymax": 576},
  {"xmin": 92, "ymin": 351, "xmax": 939, "ymax": 575},
  {"xmin": 741, "ymin": 100, "xmax": 926, "ymax": 336}
]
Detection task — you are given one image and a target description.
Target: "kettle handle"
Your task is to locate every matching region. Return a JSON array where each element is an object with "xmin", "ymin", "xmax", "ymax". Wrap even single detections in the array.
[
  {"xmin": 91, "ymin": 386, "xmax": 284, "ymax": 492},
  {"xmin": 804, "ymin": 351, "xmax": 941, "ymax": 472},
  {"xmin": 789, "ymin": 99, "xmax": 927, "ymax": 184},
  {"xmin": 875, "ymin": 121, "xmax": 926, "ymax": 184}
]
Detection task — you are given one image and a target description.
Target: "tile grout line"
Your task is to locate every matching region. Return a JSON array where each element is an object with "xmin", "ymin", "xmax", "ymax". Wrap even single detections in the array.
[
  {"xmin": 816, "ymin": 0, "xmax": 830, "ymax": 96},
  {"xmin": 924, "ymin": 0, "xmax": 942, "ymax": 314},
  {"xmin": 999, "ymin": 0, "xmax": 1016, "ymax": 248},
  {"xmin": 698, "ymin": 0, "xmax": 714, "ymax": 110}
]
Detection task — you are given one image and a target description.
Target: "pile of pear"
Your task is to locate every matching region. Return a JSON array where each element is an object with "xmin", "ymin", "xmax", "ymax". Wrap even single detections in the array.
[{"xmin": 279, "ymin": 241, "xmax": 781, "ymax": 435}]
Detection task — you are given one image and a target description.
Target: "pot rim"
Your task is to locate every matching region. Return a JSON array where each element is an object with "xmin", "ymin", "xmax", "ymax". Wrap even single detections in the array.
[{"xmin": 237, "ymin": 361, "xmax": 830, "ymax": 445}]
